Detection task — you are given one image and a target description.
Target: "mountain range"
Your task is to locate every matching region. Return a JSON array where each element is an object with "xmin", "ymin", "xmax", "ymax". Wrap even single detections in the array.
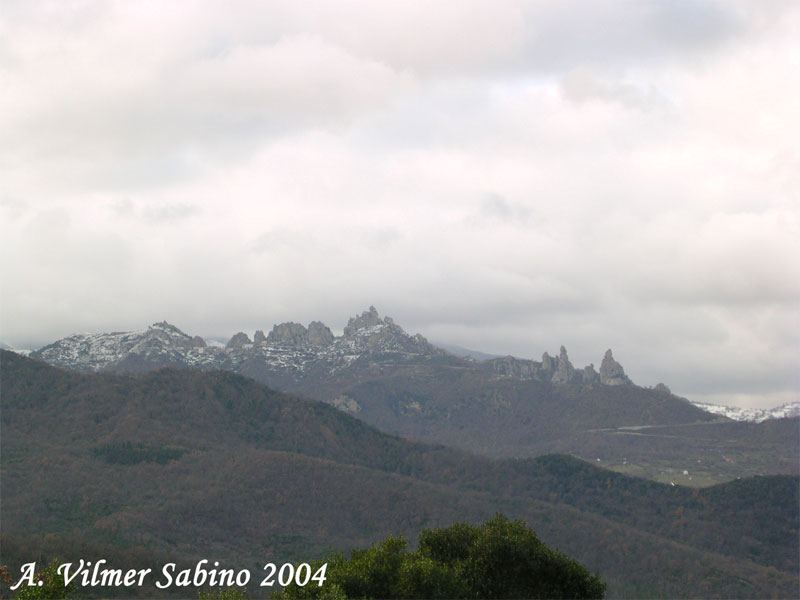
[
  {"xmin": 21, "ymin": 307, "xmax": 799, "ymax": 485},
  {"xmin": 30, "ymin": 306, "xmax": 631, "ymax": 386},
  {"xmin": 27, "ymin": 307, "xmax": 797, "ymax": 421}
]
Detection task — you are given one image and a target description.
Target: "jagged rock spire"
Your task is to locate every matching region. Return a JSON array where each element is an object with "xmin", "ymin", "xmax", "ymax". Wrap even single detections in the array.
[
  {"xmin": 599, "ymin": 349, "xmax": 631, "ymax": 386},
  {"xmin": 226, "ymin": 332, "xmax": 252, "ymax": 349},
  {"xmin": 552, "ymin": 345, "xmax": 575, "ymax": 384},
  {"xmin": 583, "ymin": 363, "xmax": 600, "ymax": 384},
  {"xmin": 541, "ymin": 352, "xmax": 554, "ymax": 372},
  {"xmin": 344, "ymin": 306, "xmax": 384, "ymax": 337},
  {"xmin": 487, "ymin": 347, "xmax": 629, "ymax": 386}
]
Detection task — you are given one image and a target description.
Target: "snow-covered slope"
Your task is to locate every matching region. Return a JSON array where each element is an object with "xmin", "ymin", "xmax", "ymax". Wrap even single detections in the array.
[
  {"xmin": 32, "ymin": 321, "xmax": 213, "ymax": 372},
  {"xmin": 26, "ymin": 306, "xmax": 634, "ymax": 390},
  {"xmin": 690, "ymin": 401, "xmax": 800, "ymax": 422},
  {"xmin": 28, "ymin": 307, "xmax": 444, "ymax": 377}
]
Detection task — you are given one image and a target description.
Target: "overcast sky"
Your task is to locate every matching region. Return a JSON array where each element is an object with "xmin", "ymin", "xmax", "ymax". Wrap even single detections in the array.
[{"xmin": 1, "ymin": 1, "xmax": 798, "ymax": 408}]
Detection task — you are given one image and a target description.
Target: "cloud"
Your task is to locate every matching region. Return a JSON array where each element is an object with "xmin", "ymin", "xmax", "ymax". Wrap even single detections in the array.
[
  {"xmin": 1, "ymin": 20, "xmax": 416, "ymax": 195},
  {"xmin": 478, "ymin": 193, "xmax": 531, "ymax": 223},
  {"xmin": 143, "ymin": 202, "xmax": 201, "ymax": 223},
  {"xmin": 1, "ymin": 1, "xmax": 798, "ymax": 409},
  {"xmin": 516, "ymin": 0, "xmax": 746, "ymax": 72},
  {"xmin": 561, "ymin": 67, "xmax": 670, "ymax": 111}
]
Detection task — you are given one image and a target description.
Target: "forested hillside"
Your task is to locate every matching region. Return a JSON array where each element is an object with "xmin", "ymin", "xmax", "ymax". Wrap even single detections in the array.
[{"xmin": 1, "ymin": 351, "xmax": 797, "ymax": 598}]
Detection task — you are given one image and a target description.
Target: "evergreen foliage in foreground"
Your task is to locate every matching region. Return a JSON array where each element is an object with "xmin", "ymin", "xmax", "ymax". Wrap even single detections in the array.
[
  {"xmin": 12, "ymin": 559, "xmax": 77, "ymax": 600},
  {"xmin": 275, "ymin": 514, "xmax": 606, "ymax": 599}
]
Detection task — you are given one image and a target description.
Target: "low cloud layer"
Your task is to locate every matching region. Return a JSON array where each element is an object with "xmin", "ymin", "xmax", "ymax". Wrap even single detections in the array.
[{"xmin": 1, "ymin": 1, "xmax": 798, "ymax": 408}]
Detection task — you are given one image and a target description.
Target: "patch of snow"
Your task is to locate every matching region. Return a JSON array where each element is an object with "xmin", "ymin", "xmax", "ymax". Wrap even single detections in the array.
[{"xmin": 692, "ymin": 400, "xmax": 800, "ymax": 422}]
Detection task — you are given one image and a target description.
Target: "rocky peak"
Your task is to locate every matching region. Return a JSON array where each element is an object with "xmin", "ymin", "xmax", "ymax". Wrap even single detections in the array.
[
  {"xmin": 138, "ymin": 322, "xmax": 206, "ymax": 350},
  {"xmin": 551, "ymin": 346, "xmax": 575, "ymax": 384},
  {"xmin": 143, "ymin": 322, "xmax": 206, "ymax": 348},
  {"xmin": 267, "ymin": 322, "xmax": 309, "ymax": 346},
  {"xmin": 339, "ymin": 306, "xmax": 438, "ymax": 356},
  {"xmin": 262, "ymin": 320, "xmax": 335, "ymax": 348},
  {"xmin": 226, "ymin": 332, "xmax": 253, "ymax": 349},
  {"xmin": 487, "ymin": 347, "xmax": 629, "ymax": 387},
  {"xmin": 253, "ymin": 330, "xmax": 267, "ymax": 346},
  {"xmin": 31, "ymin": 321, "xmax": 213, "ymax": 372},
  {"xmin": 343, "ymin": 306, "xmax": 384, "ymax": 337},
  {"xmin": 583, "ymin": 364, "xmax": 600, "ymax": 384},
  {"xmin": 148, "ymin": 321, "xmax": 188, "ymax": 337},
  {"xmin": 307, "ymin": 321, "xmax": 334, "ymax": 346},
  {"xmin": 599, "ymin": 349, "xmax": 631, "ymax": 386},
  {"xmin": 490, "ymin": 355, "xmax": 537, "ymax": 378}
]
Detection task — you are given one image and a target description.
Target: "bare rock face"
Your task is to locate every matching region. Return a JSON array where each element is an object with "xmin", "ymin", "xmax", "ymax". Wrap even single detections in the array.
[
  {"xmin": 191, "ymin": 335, "xmax": 207, "ymax": 348},
  {"xmin": 267, "ymin": 322, "xmax": 309, "ymax": 346},
  {"xmin": 489, "ymin": 350, "xmax": 617, "ymax": 386},
  {"xmin": 551, "ymin": 346, "xmax": 575, "ymax": 384},
  {"xmin": 253, "ymin": 330, "xmax": 267, "ymax": 346},
  {"xmin": 583, "ymin": 364, "xmax": 600, "ymax": 384},
  {"xmin": 490, "ymin": 356, "xmax": 537, "ymax": 378},
  {"xmin": 307, "ymin": 321, "xmax": 334, "ymax": 346},
  {"xmin": 599, "ymin": 349, "xmax": 631, "ymax": 386},
  {"xmin": 226, "ymin": 332, "xmax": 253, "ymax": 349},
  {"xmin": 339, "ymin": 306, "xmax": 439, "ymax": 356},
  {"xmin": 541, "ymin": 352, "xmax": 555, "ymax": 373},
  {"xmin": 262, "ymin": 321, "xmax": 334, "ymax": 348}
]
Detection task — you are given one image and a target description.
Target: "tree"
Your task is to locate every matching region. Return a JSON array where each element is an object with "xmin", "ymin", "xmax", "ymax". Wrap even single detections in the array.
[
  {"xmin": 198, "ymin": 589, "xmax": 250, "ymax": 600},
  {"xmin": 13, "ymin": 560, "xmax": 77, "ymax": 600},
  {"xmin": 275, "ymin": 514, "xmax": 606, "ymax": 599}
]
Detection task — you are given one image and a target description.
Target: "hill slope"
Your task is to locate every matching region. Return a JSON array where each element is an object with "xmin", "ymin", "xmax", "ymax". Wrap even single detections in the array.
[{"xmin": 1, "ymin": 351, "xmax": 797, "ymax": 598}]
